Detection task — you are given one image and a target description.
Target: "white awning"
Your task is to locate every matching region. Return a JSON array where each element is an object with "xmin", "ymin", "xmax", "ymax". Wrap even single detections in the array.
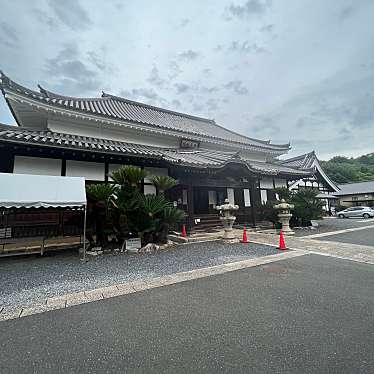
[{"xmin": 0, "ymin": 173, "xmax": 86, "ymax": 208}]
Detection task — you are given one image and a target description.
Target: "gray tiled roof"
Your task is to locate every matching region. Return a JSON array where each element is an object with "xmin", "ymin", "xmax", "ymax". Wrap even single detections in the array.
[
  {"xmin": 163, "ymin": 149, "xmax": 311, "ymax": 176},
  {"xmin": 0, "ymin": 124, "xmax": 310, "ymax": 177},
  {"xmin": 0, "ymin": 72, "xmax": 290, "ymax": 152},
  {"xmin": 335, "ymin": 180, "xmax": 374, "ymax": 196},
  {"xmin": 279, "ymin": 151, "xmax": 316, "ymax": 169},
  {"xmin": 0, "ymin": 124, "xmax": 164, "ymax": 157}
]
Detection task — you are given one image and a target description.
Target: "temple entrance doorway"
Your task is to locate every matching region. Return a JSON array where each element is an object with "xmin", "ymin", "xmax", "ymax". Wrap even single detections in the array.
[{"xmin": 193, "ymin": 187, "xmax": 227, "ymax": 215}]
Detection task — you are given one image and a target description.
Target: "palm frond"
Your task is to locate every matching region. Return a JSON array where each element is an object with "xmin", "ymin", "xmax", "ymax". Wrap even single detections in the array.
[
  {"xmin": 137, "ymin": 194, "xmax": 173, "ymax": 218},
  {"xmin": 111, "ymin": 165, "xmax": 148, "ymax": 187},
  {"xmin": 150, "ymin": 175, "xmax": 178, "ymax": 193},
  {"xmin": 162, "ymin": 207, "xmax": 187, "ymax": 225},
  {"xmin": 86, "ymin": 184, "xmax": 117, "ymax": 203}
]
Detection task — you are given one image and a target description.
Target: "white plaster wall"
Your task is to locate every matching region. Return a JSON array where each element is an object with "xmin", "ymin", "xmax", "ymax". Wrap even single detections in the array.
[
  {"xmin": 238, "ymin": 151, "xmax": 268, "ymax": 162},
  {"xmin": 260, "ymin": 177, "xmax": 274, "ymax": 189},
  {"xmin": 274, "ymin": 178, "xmax": 287, "ymax": 188},
  {"xmin": 227, "ymin": 188, "xmax": 235, "ymax": 204},
  {"xmin": 66, "ymin": 160, "xmax": 105, "ymax": 181},
  {"xmin": 260, "ymin": 190, "xmax": 268, "ymax": 204},
  {"xmin": 243, "ymin": 188, "xmax": 251, "ymax": 207},
  {"xmin": 13, "ymin": 156, "xmax": 61, "ymax": 176},
  {"xmin": 48, "ymin": 118, "xmax": 179, "ymax": 148}
]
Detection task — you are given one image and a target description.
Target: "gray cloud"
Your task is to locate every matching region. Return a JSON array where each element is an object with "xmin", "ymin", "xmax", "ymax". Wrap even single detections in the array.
[
  {"xmin": 171, "ymin": 99, "xmax": 181, "ymax": 108},
  {"xmin": 224, "ymin": 80, "xmax": 249, "ymax": 95},
  {"xmin": 206, "ymin": 98, "xmax": 219, "ymax": 111},
  {"xmin": 226, "ymin": 0, "xmax": 272, "ymax": 19},
  {"xmin": 147, "ymin": 66, "xmax": 166, "ymax": 88},
  {"xmin": 193, "ymin": 103, "xmax": 204, "ymax": 112},
  {"xmin": 168, "ymin": 61, "xmax": 182, "ymax": 80},
  {"xmin": 178, "ymin": 18, "xmax": 190, "ymax": 28},
  {"xmin": 0, "ymin": 22, "xmax": 18, "ymax": 47},
  {"xmin": 259, "ymin": 24, "xmax": 274, "ymax": 33},
  {"xmin": 48, "ymin": 0, "xmax": 92, "ymax": 31},
  {"xmin": 33, "ymin": 8, "xmax": 57, "ymax": 30},
  {"xmin": 44, "ymin": 43, "xmax": 101, "ymax": 94},
  {"xmin": 87, "ymin": 51, "xmax": 106, "ymax": 70},
  {"xmin": 252, "ymin": 115, "xmax": 280, "ymax": 134},
  {"xmin": 174, "ymin": 83, "xmax": 191, "ymax": 94},
  {"xmin": 120, "ymin": 88, "xmax": 168, "ymax": 106},
  {"xmin": 178, "ymin": 49, "xmax": 200, "ymax": 61},
  {"xmin": 339, "ymin": 5, "xmax": 357, "ymax": 21},
  {"xmin": 228, "ymin": 40, "xmax": 266, "ymax": 54}
]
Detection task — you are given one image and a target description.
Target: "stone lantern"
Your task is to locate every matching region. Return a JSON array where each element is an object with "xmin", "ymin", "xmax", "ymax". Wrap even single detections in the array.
[
  {"xmin": 216, "ymin": 198, "xmax": 239, "ymax": 242},
  {"xmin": 273, "ymin": 199, "xmax": 295, "ymax": 235}
]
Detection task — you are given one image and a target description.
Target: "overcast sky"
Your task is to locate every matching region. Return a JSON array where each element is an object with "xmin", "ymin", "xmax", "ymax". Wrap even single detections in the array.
[{"xmin": 1, "ymin": 0, "xmax": 373, "ymax": 160}]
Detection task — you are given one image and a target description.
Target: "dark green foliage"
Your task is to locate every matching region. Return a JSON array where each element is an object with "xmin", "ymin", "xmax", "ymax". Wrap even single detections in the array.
[
  {"xmin": 110, "ymin": 165, "xmax": 148, "ymax": 187},
  {"xmin": 86, "ymin": 184, "xmax": 118, "ymax": 246},
  {"xmin": 273, "ymin": 187, "xmax": 292, "ymax": 201},
  {"xmin": 86, "ymin": 184, "xmax": 117, "ymax": 205},
  {"xmin": 264, "ymin": 188, "xmax": 324, "ymax": 228},
  {"xmin": 86, "ymin": 169, "xmax": 185, "ymax": 247},
  {"xmin": 321, "ymin": 152, "xmax": 374, "ymax": 183},
  {"xmin": 291, "ymin": 189, "xmax": 325, "ymax": 225},
  {"xmin": 150, "ymin": 175, "xmax": 178, "ymax": 194}
]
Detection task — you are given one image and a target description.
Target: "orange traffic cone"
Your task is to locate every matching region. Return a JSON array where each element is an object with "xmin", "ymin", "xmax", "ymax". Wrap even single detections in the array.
[
  {"xmin": 278, "ymin": 230, "xmax": 287, "ymax": 250},
  {"xmin": 242, "ymin": 226, "xmax": 248, "ymax": 243},
  {"xmin": 181, "ymin": 224, "xmax": 187, "ymax": 237}
]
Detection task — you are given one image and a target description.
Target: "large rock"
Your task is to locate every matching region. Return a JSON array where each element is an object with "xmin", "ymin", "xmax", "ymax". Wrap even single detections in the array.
[
  {"xmin": 138, "ymin": 243, "xmax": 160, "ymax": 253},
  {"xmin": 168, "ymin": 234, "xmax": 188, "ymax": 244}
]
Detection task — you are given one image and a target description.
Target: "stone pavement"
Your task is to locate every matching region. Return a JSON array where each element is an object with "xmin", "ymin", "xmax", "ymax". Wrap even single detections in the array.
[
  {"xmin": 247, "ymin": 231, "xmax": 374, "ymax": 264},
  {"xmin": 0, "ymin": 249, "xmax": 305, "ymax": 322}
]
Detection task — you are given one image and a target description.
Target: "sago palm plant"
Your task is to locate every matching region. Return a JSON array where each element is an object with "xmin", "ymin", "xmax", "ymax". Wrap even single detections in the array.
[
  {"xmin": 111, "ymin": 165, "xmax": 148, "ymax": 188},
  {"xmin": 150, "ymin": 175, "xmax": 178, "ymax": 194}
]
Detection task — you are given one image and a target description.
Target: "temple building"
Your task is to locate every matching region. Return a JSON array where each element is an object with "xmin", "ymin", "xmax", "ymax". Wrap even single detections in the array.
[{"xmin": 0, "ymin": 72, "xmax": 338, "ymax": 230}]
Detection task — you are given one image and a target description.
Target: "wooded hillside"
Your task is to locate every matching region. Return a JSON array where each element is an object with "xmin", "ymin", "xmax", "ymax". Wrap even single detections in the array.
[{"xmin": 320, "ymin": 153, "xmax": 374, "ymax": 184}]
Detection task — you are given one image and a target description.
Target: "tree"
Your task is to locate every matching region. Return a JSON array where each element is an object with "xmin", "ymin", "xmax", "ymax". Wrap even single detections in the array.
[
  {"xmin": 291, "ymin": 189, "xmax": 325, "ymax": 225},
  {"xmin": 321, "ymin": 152, "xmax": 374, "ymax": 184}
]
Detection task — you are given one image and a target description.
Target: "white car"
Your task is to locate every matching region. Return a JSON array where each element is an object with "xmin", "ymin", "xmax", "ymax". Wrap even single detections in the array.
[{"xmin": 338, "ymin": 206, "xmax": 374, "ymax": 219}]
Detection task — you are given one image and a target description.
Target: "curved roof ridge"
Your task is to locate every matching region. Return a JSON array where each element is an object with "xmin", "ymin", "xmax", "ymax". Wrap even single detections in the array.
[
  {"xmin": 103, "ymin": 91, "xmax": 290, "ymax": 149},
  {"xmin": 280, "ymin": 150, "xmax": 315, "ymax": 164},
  {"xmin": 0, "ymin": 72, "xmax": 291, "ymax": 153},
  {"xmin": 211, "ymin": 121, "xmax": 290, "ymax": 148},
  {"xmin": 102, "ymin": 91, "xmax": 215, "ymax": 123},
  {"xmin": 38, "ymin": 85, "xmax": 108, "ymax": 102}
]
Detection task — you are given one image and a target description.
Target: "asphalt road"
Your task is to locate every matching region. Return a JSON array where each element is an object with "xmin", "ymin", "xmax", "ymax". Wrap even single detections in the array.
[
  {"xmin": 0, "ymin": 254, "xmax": 373, "ymax": 374},
  {"xmin": 295, "ymin": 217, "xmax": 374, "ymax": 237},
  {"xmin": 317, "ymin": 226, "xmax": 374, "ymax": 246}
]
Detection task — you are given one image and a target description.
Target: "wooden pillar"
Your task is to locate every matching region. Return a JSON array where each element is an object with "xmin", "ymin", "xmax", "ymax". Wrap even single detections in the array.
[
  {"xmin": 187, "ymin": 184, "xmax": 194, "ymax": 231},
  {"xmin": 61, "ymin": 159, "xmax": 66, "ymax": 176},
  {"xmin": 0, "ymin": 147, "xmax": 14, "ymax": 173},
  {"xmin": 250, "ymin": 182, "xmax": 257, "ymax": 228}
]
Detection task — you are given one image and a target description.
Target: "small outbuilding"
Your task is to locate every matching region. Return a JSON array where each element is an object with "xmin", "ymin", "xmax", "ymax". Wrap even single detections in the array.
[
  {"xmin": 0, "ymin": 173, "xmax": 87, "ymax": 258},
  {"xmin": 334, "ymin": 180, "xmax": 374, "ymax": 207}
]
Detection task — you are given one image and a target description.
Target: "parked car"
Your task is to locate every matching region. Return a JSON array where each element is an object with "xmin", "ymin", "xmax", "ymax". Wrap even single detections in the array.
[{"xmin": 337, "ymin": 206, "xmax": 374, "ymax": 219}]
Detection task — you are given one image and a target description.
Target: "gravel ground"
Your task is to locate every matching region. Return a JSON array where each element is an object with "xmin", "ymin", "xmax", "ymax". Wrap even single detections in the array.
[
  {"xmin": 293, "ymin": 217, "xmax": 373, "ymax": 237},
  {"xmin": 0, "ymin": 241, "xmax": 277, "ymax": 308}
]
